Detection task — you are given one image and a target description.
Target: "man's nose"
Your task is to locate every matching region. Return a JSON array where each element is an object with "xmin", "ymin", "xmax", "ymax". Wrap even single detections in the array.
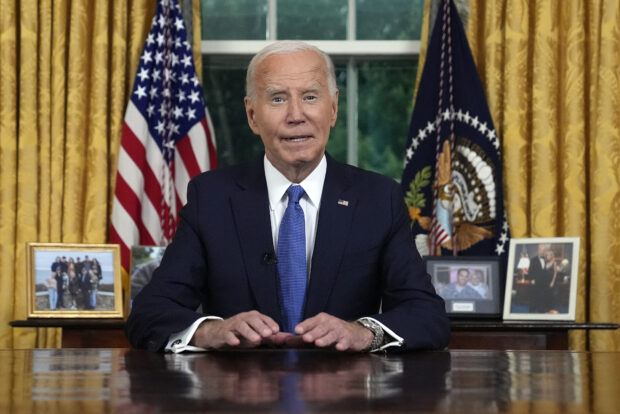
[{"xmin": 287, "ymin": 99, "xmax": 304, "ymax": 123}]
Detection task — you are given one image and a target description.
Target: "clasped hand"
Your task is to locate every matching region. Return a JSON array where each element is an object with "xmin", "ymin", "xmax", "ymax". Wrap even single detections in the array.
[{"xmin": 190, "ymin": 310, "xmax": 374, "ymax": 352}]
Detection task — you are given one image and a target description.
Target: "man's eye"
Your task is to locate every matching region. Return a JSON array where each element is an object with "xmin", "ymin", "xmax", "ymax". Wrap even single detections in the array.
[
  {"xmin": 305, "ymin": 95, "xmax": 317, "ymax": 101},
  {"xmin": 272, "ymin": 97, "xmax": 284, "ymax": 103}
]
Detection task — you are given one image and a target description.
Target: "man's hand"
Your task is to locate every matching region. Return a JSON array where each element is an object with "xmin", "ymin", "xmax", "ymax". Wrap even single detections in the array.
[
  {"xmin": 190, "ymin": 311, "xmax": 280, "ymax": 349},
  {"xmin": 293, "ymin": 312, "xmax": 374, "ymax": 351}
]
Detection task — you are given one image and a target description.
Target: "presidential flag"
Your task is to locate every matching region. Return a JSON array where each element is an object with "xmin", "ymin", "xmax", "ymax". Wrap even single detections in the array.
[
  {"xmin": 402, "ymin": 0, "xmax": 509, "ymax": 257},
  {"xmin": 110, "ymin": 0, "xmax": 217, "ymax": 271}
]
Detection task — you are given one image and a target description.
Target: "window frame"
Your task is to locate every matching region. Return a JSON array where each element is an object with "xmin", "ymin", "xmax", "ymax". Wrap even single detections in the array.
[{"xmin": 200, "ymin": 0, "xmax": 421, "ymax": 167}]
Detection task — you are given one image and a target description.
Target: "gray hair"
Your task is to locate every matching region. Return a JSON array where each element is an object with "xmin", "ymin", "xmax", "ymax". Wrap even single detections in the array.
[{"xmin": 245, "ymin": 40, "xmax": 338, "ymax": 101}]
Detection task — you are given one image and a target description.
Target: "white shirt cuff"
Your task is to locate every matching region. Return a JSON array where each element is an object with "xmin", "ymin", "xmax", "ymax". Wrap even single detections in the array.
[
  {"xmin": 358, "ymin": 317, "xmax": 404, "ymax": 352},
  {"xmin": 165, "ymin": 316, "xmax": 223, "ymax": 353}
]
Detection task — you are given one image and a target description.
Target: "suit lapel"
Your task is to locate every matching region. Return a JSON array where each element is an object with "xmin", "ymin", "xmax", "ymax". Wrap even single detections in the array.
[
  {"xmin": 230, "ymin": 156, "xmax": 282, "ymax": 323},
  {"xmin": 305, "ymin": 156, "xmax": 356, "ymax": 317}
]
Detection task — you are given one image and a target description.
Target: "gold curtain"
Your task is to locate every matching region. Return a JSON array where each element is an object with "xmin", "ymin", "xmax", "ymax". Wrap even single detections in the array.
[
  {"xmin": 418, "ymin": 0, "xmax": 619, "ymax": 350},
  {"xmin": 0, "ymin": 0, "xmax": 202, "ymax": 349}
]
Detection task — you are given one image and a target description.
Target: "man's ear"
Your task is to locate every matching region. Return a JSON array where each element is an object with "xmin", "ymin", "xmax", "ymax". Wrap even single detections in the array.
[
  {"xmin": 330, "ymin": 89, "xmax": 339, "ymax": 127},
  {"xmin": 244, "ymin": 96, "xmax": 260, "ymax": 135}
]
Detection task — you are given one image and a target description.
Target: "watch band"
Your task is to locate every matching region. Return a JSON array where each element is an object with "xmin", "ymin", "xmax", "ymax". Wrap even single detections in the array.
[{"xmin": 357, "ymin": 318, "xmax": 384, "ymax": 351}]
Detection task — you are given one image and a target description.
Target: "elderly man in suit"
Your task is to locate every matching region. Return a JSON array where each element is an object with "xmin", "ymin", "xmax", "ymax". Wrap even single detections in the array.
[{"xmin": 126, "ymin": 41, "xmax": 450, "ymax": 353}]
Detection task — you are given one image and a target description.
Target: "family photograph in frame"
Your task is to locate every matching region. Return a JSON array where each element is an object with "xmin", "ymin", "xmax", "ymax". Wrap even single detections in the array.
[
  {"xmin": 425, "ymin": 256, "xmax": 503, "ymax": 318},
  {"xmin": 27, "ymin": 243, "xmax": 123, "ymax": 318},
  {"xmin": 503, "ymin": 237, "xmax": 580, "ymax": 321}
]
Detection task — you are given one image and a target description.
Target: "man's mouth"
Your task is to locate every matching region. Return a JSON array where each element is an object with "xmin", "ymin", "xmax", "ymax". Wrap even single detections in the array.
[{"xmin": 282, "ymin": 135, "xmax": 312, "ymax": 142}]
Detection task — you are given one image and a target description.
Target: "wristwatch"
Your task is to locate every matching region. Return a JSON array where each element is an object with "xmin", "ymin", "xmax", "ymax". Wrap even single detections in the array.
[{"xmin": 357, "ymin": 318, "xmax": 384, "ymax": 351}]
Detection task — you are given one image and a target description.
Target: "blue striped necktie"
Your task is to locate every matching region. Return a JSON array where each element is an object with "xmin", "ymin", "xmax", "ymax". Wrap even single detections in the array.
[{"xmin": 277, "ymin": 185, "xmax": 307, "ymax": 333}]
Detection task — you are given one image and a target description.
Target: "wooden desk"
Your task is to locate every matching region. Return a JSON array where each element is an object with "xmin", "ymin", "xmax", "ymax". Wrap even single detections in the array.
[
  {"xmin": 449, "ymin": 321, "xmax": 619, "ymax": 350},
  {"xmin": 11, "ymin": 319, "xmax": 618, "ymax": 350},
  {"xmin": 0, "ymin": 348, "xmax": 619, "ymax": 413}
]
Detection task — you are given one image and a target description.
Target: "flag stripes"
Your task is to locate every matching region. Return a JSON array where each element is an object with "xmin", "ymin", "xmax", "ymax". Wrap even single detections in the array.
[{"xmin": 110, "ymin": 0, "xmax": 217, "ymax": 271}]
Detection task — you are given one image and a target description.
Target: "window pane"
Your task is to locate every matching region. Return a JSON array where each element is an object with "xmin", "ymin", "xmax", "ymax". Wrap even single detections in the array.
[
  {"xmin": 202, "ymin": 57, "xmax": 347, "ymax": 168},
  {"xmin": 201, "ymin": 0, "xmax": 267, "ymax": 40},
  {"xmin": 357, "ymin": 59, "xmax": 418, "ymax": 180},
  {"xmin": 356, "ymin": 0, "xmax": 424, "ymax": 40},
  {"xmin": 326, "ymin": 66, "xmax": 347, "ymax": 163},
  {"xmin": 278, "ymin": 0, "xmax": 347, "ymax": 40},
  {"xmin": 202, "ymin": 57, "xmax": 262, "ymax": 166}
]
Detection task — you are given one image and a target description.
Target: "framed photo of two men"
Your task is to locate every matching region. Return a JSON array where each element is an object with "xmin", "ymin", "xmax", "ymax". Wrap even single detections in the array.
[
  {"xmin": 26, "ymin": 243, "xmax": 123, "ymax": 318},
  {"xmin": 425, "ymin": 256, "xmax": 504, "ymax": 318},
  {"xmin": 503, "ymin": 237, "xmax": 580, "ymax": 321}
]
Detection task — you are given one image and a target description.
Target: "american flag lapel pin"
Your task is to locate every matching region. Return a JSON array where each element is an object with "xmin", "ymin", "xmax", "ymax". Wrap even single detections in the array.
[{"xmin": 337, "ymin": 199, "xmax": 349, "ymax": 207}]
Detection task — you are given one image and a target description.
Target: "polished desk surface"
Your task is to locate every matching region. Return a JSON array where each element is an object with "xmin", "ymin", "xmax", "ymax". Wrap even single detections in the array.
[{"xmin": 1, "ymin": 348, "xmax": 619, "ymax": 413}]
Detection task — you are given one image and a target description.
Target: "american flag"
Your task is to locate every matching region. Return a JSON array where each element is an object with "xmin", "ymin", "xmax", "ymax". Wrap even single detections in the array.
[{"xmin": 110, "ymin": 0, "xmax": 217, "ymax": 271}]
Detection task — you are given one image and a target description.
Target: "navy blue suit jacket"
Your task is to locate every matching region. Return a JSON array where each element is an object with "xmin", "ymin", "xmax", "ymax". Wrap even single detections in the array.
[{"xmin": 126, "ymin": 155, "xmax": 450, "ymax": 352}]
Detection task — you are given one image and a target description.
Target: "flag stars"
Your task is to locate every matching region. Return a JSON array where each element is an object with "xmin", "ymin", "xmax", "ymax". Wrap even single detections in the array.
[
  {"xmin": 137, "ymin": 68, "xmax": 149, "ymax": 82},
  {"xmin": 183, "ymin": 40, "xmax": 191, "ymax": 50},
  {"xmin": 192, "ymin": 75, "xmax": 200, "ymax": 87},
  {"xmin": 442, "ymin": 109, "xmax": 451, "ymax": 121},
  {"xmin": 155, "ymin": 51, "xmax": 164, "ymax": 64},
  {"xmin": 146, "ymin": 33, "xmax": 155, "ymax": 46},
  {"xmin": 173, "ymin": 106, "xmax": 184, "ymax": 119},
  {"xmin": 141, "ymin": 51, "xmax": 152, "ymax": 64},
  {"xmin": 186, "ymin": 108, "xmax": 196, "ymax": 120},
  {"xmin": 182, "ymin": 55, "xmax": 192, "ymax": 67},
  {"xmin": 478, "ymin": 121, "xmax": 488, "ymax": 135},
  {"xmin": 162, "ymin": 88, "xmax": 171, "ymax": 97},
  {"xmin": 418, "ymin": 128, "xmax": 427, "ymax": 141},
  {"xmin": 470, "ymin": 116, "xmax": 479, "ymax": 128},
  {"xmin": 456, "ymin": 109, "xmax": 464, "ymax": 121},
  {"xmin": 155, "ymin": 120, "xmax": 165, "ymax": 135},
  {"xmin": 406, "ymin": 147, "xmax": 414, "ymax": 160},
  {"xmin": 174, "ymin": 37, "xmax": 182, "ymax": 49},
  {"xmin": 189, "ymin": 90, "xmax": 200, "ymax": 103},
  {"xmin": 146, "ymin": 104, "xmax": 155, "ymax": 118},
  {"xmin": 177, "ymin": 90, "xmax": 186, "ymax": 102},
  {"xmin": 163, "ymin": 68, "xmax": 172, "ymax": 81},
  {"xmin": 175, "ymin": 17, "xmax": 185, "ymax": 31},
  {"xmin": 149, "ymin": 87, "xmax": 158, "ymax": 99},
  {"xmin": 152, "ymin": 69, "xmax": 161, "ymax": 81},
  {"xmin": 180, "ymin": 73, "xmax": 189, "ymax": 84},
  {"xmin": 156, "ymin": 33, "xmax": 164, "ymax": 46},
  {"xmin": 426, "ymin": 121, "xmax": 435, "ymax": 134},
  {"xmin": 171, "ymin": 53, "xmax": 179, "ymax": 66},
  {"xmin": 134, "ymin": 85, "xmax": 147, "ymax": 99}
]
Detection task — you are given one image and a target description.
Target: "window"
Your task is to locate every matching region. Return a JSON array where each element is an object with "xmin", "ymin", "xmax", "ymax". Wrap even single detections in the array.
[{"xmin": 201, "ymin": 0, "xmax": 424, "ymax": 180}]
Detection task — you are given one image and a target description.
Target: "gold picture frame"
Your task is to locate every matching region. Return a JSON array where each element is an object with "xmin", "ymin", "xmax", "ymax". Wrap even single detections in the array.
[{"xmin": 27, "ymin": 243, "xmax": 124, "ymax": 318}]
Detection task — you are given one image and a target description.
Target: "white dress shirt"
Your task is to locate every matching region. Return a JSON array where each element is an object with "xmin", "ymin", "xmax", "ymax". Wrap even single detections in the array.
[{"xmin": 166, "ymin": 154, "xmax": 403, "ymax": 353}]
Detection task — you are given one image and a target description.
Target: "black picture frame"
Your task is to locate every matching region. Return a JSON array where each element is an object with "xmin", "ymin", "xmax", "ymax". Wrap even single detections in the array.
[{"xmin": 424, "ymin": 256, "xmax": 504, "ymax": 318}]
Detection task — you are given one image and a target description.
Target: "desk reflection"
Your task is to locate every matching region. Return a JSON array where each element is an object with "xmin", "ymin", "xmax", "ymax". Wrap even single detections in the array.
[
  {"xmin": 1, "ymin": 349, "xmax": 619, "ymax": 413},
  {"xmin": 121, "ymin": 349, "xmax": 451, "ymax": 412}
]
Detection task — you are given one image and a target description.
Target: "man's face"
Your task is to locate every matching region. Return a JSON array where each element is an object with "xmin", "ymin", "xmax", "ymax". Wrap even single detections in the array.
[
  {"xmin": 244, "ymin": 50, "xmax": 338, "ymax": 179},
  {"xmin": 537, "ymin": 244, "xmax": 546, "ymax": 256},
  {"xmin": 457, "ymin": 270, "xmax": 469, "ymax": 286},
  {"xmin": 470, "ymin": 272, "xmax": 481, "ymax": 285}
]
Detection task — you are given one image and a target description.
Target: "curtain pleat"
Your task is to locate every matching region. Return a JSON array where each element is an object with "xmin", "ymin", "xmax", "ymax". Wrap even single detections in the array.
[
  {"xmin": 464, "ymin": 0, "xmax": 619, "ymax": 350},
  {"xmin": 0, "ymin": 0, "xmax": 159, "ymax": 348}
]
